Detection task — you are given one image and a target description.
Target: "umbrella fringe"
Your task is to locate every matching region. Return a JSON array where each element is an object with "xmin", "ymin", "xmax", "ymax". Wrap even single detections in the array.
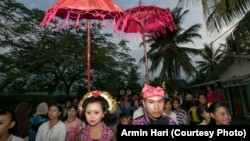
[
  {"xmin": 114, "ymin": 22, "xmax": 178, "ymax": 41},
  {"xmin": 40, "ymin": 0, "xmax": 124, "ymax": 92},
  {"xmin": 40, "ymin": 3, "xmax": 60, "ymax": 27},
  {"xmin": 114, "ymin": 32, "xmax": 152, "ymax": 42},
  {"xmin": 40, "ymin": 1, "xmax": 124, "ymax": 29}
]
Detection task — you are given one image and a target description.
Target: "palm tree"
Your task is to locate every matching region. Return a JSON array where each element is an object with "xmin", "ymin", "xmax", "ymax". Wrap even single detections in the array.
[
  {"xmin": 177, "ymin": 0, "xmax": 250, "ymax": 33},
  {"xmin": 143, "ymin": 6, "xmax": 202, "ymax": 83},
  {"xmin": 188, "ymin": 68, "xmax": 208, "ymax": 86},
  {"xmin": 126, "ymin": 65, "xmax": 142, "ymax": 94},
  {"xmin": 127, "ymin": 65, "xmax": 141, "ymax": 85},
  {"xmin": 219, "ymin": 31, "xmax": 250, "ymax": 56},
  {"xmin": 230, "ymin": 12, "xmax": 250, "ymax": 52},
  {"xmin": 195, "ymin": 43, "xmax": 224, "ymax": 75},
  {"xmin": 177, "ymin": 0, "xmax": 250, "ymax": 57}
]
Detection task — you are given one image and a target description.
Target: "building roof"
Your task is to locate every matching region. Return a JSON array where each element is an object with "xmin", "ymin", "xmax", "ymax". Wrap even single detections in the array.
[
  {"xmin": 205, "ymin": 55, "xmax": 250, "ymax": 81},
  {"xmin": 190, "ymin": 55, "xmax": 250, "ymax": 88},
  {"xmin": 221, "ymin": 73, "xmax": 250, "ymax": 87},
  {"xmin": 189, "ymin": 80, "xmax": 219, "ymax": 88},
  {"xmin": 203, "ymin": 56, "xmax": 234, "ymax": 82}
]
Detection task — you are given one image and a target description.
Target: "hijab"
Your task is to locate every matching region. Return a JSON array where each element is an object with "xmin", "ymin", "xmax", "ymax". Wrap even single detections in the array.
[{"xmin": 35, "ymin": 102, "xmax": 48, "ymax": 115}]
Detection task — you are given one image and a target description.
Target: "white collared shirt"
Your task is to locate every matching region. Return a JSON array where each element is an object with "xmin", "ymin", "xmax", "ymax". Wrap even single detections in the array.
[{"xmin": 35, "ymin": 121, "xmax": 67, "ymax": 141}]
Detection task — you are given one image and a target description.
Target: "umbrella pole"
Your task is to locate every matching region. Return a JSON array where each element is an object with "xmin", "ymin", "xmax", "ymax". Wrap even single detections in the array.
[
  {"xmin": 142, "ymin": 30, "xmax": 149, "ymax": 84},
  {"xmin": 87, "ymin": 19, "xmax": 91, "ymax": 92}
]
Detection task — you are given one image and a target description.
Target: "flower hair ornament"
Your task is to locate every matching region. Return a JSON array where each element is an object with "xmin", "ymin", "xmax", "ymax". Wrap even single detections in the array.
[
  {"xmin": 78, "ymin": 90, "xmax": 116, "ymax": 114},
  {"xmin": 142, "ymin": 84, "xmax": 164, "ymax": 99},
  {"xmin": 207, "ymin": 102, "xmax": 212, "ymax": 109}
]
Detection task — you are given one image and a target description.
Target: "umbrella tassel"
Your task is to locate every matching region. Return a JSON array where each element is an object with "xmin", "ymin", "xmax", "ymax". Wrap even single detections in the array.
[
  {"xmin": 40, "ymin": 8, "xmax": 57, "ymax": 27},
  {"xmin": 47, "ymin": 4, "xmax": 60, "ymax": 26},
  {"xmin": 62, "ymin": 12, "xmax": 70, "ymax": 30},
  {"xmin": 162, "ymin": 29, "xmax": 166, "ymax": 34},
  {"xmin": 74, "ymin": 14, "xmax": 81, "ymax": 29}
]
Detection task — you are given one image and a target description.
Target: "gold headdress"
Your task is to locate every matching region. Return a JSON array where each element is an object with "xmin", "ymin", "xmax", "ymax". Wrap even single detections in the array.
[{"xmin": 78, "ymin": 90, "xmax": 116, "ymax": 114}]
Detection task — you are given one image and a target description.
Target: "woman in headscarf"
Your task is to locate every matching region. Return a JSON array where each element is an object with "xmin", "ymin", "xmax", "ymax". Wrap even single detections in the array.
[{"xmin": 29, "ymin": 102, "xmax": 49, "ymax": 141}]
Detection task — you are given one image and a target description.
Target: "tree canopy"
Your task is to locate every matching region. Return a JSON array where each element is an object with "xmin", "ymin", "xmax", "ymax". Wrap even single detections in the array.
[{"xmin": 0, "ymin": 0, "xmax": 140, "ymax": 95}]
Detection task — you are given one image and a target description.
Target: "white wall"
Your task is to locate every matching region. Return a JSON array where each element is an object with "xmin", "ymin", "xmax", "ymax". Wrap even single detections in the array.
[{"xmin": 220, "ymin": 59, "xmax": 250, "ymax": 79}]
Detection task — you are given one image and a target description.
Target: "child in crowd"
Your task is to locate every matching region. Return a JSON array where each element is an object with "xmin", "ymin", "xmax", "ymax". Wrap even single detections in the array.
[
  {"xmin": 163, "ymin": 98, "xmax": 178, "ymax": 125},
  {"xmin": 198, "ymin": 93, "xmax": 207, "ymax": 106},
  {"xmin": 132, "ymin": 93, "xmax": 145, "ymax": 119},
  {"xmin": 118, "ymin": 112, "xmax": 131, "ymax": 125},
  {"xmin": 0, "ymin": 109, "xmax": 24, "ymax": 141},
  {"xmin": 188, "ymin": 100, "xmax": 200, "ymax": 125},
  {"xmin": 172, "ymin": 98, "xmax": 189, "ymax": 125},
  {"xmin": 197, "ymin": 103, "xmax": 211, "ymax": 125},
  {"xmin": 64, "ymin": 105, "xmax": 84, "ymax": 141},
  {"xmin": 214, "ymin": 81, "xmax": 226, "ymax": 104},
  {"xmin": 208, "ymin": 102, "xmax": 231, "ymax": 125},
  {"xmin": 78, "ymin": 90, "xmax": 117, "ymax": 141},
  {"xmin": 206, "ymin": 85, "xmax": 215, "ymax": 104}
]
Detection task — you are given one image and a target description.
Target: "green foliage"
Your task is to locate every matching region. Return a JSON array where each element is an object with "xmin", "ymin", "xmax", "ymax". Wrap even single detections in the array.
[
  {"xmin": 145, "ymin": 6, "xmax": 202, "ymax": 84},
  {"xmin": 195, "ymin": 43, "xmax": 224, "ymax": 74},
  {"xmin": 177, "ymin": 0, "xmax": 250, "ymax": 33},
  {"xmin": 0, "ymin": 0, "xmax": 141, "ymax": 95}
]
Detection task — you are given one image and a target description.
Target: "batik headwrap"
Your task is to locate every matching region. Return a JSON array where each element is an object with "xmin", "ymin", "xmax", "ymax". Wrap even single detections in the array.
[{"xmin": 142, "ymin": 84, "xmax": 164, "ymax": 99}]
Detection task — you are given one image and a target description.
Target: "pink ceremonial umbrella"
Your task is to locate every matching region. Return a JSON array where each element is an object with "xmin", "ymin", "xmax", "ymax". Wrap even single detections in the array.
[
  {"xmin": 40, "ymin": 0, "xmax": 124, "ymax": 92},
  {"xmin": 114, "ymin": 0, "xmax": 176, "ymax": 84}
]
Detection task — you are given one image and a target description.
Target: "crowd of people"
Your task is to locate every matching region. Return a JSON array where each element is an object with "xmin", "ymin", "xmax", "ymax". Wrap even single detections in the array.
[{"xmin": 0, "ymin": 81, "xmax": 231, "ymax": 141}]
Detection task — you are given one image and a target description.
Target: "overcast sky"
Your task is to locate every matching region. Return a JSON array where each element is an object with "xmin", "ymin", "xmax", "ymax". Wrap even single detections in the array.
[{"xmin": 15, "ymin": 0, "xmax": 233, "ymax": 82}]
